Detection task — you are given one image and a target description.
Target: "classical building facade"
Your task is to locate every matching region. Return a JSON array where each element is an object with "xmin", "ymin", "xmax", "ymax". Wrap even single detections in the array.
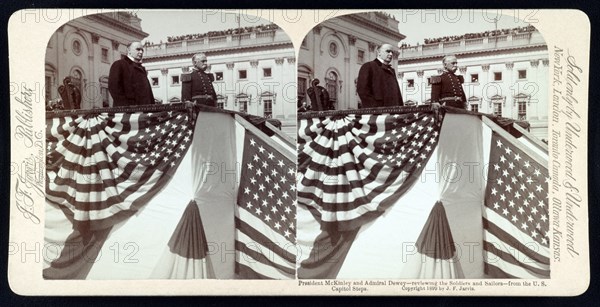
[
  {"xmin": 45, "ymin": 12, "xmax": 149, "ymax": 109},
  {"xmin": 298, "ymin": 12, "xmax": 405, "ymax": 110},
  {"xmin": 397, "ymin": 27, "xmax": 549, "ymax": 141},
  {"xmin": 142, "ymin": 24, "xmax": 296, "ymax": 135}
]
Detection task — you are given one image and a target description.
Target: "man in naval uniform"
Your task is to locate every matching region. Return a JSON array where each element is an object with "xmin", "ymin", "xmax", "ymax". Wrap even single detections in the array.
[
  {"xmin": 431, "ymin": 54, "xmax": 467, "ymax": 109},
  {"xmin": 181, "ymin": 53, "xmax": 217, "ymax": 107}
]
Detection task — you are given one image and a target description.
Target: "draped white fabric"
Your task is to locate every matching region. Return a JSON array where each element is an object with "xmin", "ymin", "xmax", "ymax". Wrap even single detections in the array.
[
  {"xmin": 150, "ymin": 249, "xmax": 214, "ymax": 279},
  {"xmin": 191, "ymin": 112, "xmax": 241, "ymax": 279},
  {"xmin": 436, "ymin": 114, "xmax": 486, "ymax": 278}
]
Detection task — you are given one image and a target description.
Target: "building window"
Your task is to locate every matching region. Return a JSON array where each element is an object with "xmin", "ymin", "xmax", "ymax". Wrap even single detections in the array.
[
  {"xmin": 407, "ymin": 79, "xmax": 415, "ymax": 88},
  {"xmin": 494, "ymin": 72, "xmax": 502, "ymax": 81},
  {"xmin": 70, "ymin": 69, "xmax": 83, "ymax": 98},
  {"xmin": 101, "ymin": 87, "xmax": 109, "ymax": 107},
  {"xmin": 99, "ymin": 76, "xmax": 109, "ymax": 107},
  {"xmin": 237, "ymin": 94, "xmax": 249, "ymax": 113},
  {"xmin": 263, "ymin": 99, "xmax": 273, "ymax": 118},
  {"xmin": 263, "ymin": 68, "xmax": 272, "ymax": 78},
  {"xmin": 325, "ymin": 71, "xmax": 338, "ymax": 107},
  {"xmin": 45, "ymin": 65, "xmax": 56, "ymax": 103},
  {"xmin": 329, "ymin": 41, "xmax": 338, "ymax": 57},
  {"xmin": 215, "ymin": 72, "xmax": 223, "ymax": 81},
  {"xmin": 238, "ymin": 70, "xmax": 247, "ymax": 80},
  {"xmin": 518, "ymin": 101, "xmax": 527, "ymax": 120},
  {"xmin": 468, "ymin": 97, "xmax": 481, "ymax": 113},
  {"xmin": 239, "ymin": 100, "xmax": 248, "ymax": 113},
  {"xmin": 493, "ymin": 101, "xmax": 503, "ymax": 116},
  {"xmin": 171, "ymin": 75, "xmax": 180, "ymax": 85},
  {"xmin": 518, "ymin": 69, "xmax": 527, "ymax": 79},
  {"xmin": 217, "ymin": 95, "xmax": 226, "ymax": 109},
  {"xmin": 357, "ymin": 50, "xmax": 365, "ymax": 63},
  {"xmin": 514, "ymin": 93, "xmax": 529, "ymax": 120},
  {"xmin": 101, "ymin": 47, "xmax": 109, "ymax": 63},
  {"xmin": 45, "ymin": 76, "xmax": 52, "ymax": 101},
  {"xmin": 471, "ymin": 74, "xmax": 479, "ymax": 83},
  {"xmin": 298, "ymin": 77, "xmax": 307, "ymax": 105},
  {"xmin": 151, "ymin": 77, "xmax": 159, "ymax": 87},
  {"xmin": 72, "ymin": 39, "xmax": 82, "ymax": 56},
  {"xmin": 427, "ymin": 77, "xmax": 431, "ymax": 86}
]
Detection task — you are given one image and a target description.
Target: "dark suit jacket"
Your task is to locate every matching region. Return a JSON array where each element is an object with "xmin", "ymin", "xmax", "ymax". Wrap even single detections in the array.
[
  {"xmin": 357, "ymin": 59, "xmax": 403, "ymax": 108},
  {"xmin": 108, "ymin": 56, "xmax": 155, "ymax": 107}
]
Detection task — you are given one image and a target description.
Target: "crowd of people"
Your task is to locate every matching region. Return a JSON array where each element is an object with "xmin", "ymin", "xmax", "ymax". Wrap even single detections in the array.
[
  {"xmin": 165, "ymin": 24, "xmax": 279, "ymax": 43},
  {"xmin": 422, "ymin": 25, "xmax": 536, "ymax": 45},
  {"xmin": 399, "ymin": 42, "xmax": 415, "ymax": 48}
]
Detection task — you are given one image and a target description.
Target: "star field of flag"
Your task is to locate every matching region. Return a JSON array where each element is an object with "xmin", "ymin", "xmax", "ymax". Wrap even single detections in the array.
[
  {"xmin": 484, "ymin": 133, "xmax": 550, "ymax": 247},
  {"xmin": 235, "ymin": 130, "xmax": 297, "ymax": 279},
  {"xmin": 370, "ymin": 112, "xmax": 442, "ymax": 172},
  {"xmin": 237, "ymin": 133, "xmax": 297, "ymax": 242}
]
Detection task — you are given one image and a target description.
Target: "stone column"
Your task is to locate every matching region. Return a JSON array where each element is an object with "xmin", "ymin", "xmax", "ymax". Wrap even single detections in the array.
[
  {"xmin": 481, "ymin": 64, "xmax": 490, "ymax": 113},
  {"xmin": 505, "ymin": 62, "xmax": 514, "ymax": 118},
  {"xmin": 161, "ymin": 68, "xmax": 169, "ymax": 103}
]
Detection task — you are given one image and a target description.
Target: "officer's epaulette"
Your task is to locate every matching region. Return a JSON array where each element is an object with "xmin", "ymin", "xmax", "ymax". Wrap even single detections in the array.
[
  {"xmin": 208, "ymin": 73, "xmax": 215, "ymax": 82},
  {"xmin": 181, "ymin": 72, "xmax": 192, "ymax": 82},
  {"xmin": 457, "ymin": 75, "xmax": 464, "ymax": 84},
  {"xmin": 430, "ymin": 75, "xmax": 442, "ymax": 84}
]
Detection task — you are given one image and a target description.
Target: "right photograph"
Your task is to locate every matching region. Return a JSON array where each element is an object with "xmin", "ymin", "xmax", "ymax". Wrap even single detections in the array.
[{"xmin": 296, "ymin": 10, "xmax": 549, "ymax": 279}]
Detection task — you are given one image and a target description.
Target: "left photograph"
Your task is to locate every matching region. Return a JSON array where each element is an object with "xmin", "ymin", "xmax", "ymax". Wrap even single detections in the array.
[{"xmin": 43, "ymin": 10, "xmax": 297, "ymax": 280}]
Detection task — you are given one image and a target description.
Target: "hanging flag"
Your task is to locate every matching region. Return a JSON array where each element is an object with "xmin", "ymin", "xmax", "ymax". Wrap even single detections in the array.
[
  {"xmin": 297, "ymin": 108, "xmax": 445, "ymax": 278},
  {"xmin": 297, "ymin": 110, "xmax": 445, "ymax": 232},
  {"xmin": 46, "ymin": 108, "xmax": 194, "ymax": 230},
  {"xmin": 44, "ymin": 106, "xmax": 195, "ymax": 279},
  {"xmin": 482, "ymin": 131, "xmax": 550, "ymax": 278},
  {"xmin": 235, "ymin": 130, "xmax": 297, "ymax": 279}
]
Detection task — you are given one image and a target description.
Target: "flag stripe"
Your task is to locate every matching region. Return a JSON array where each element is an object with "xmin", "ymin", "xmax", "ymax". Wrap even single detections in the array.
[
  {"xmin": 235, "ymin": 262, "xmax": 284, "ymax": 280},
  {"xmin": 235, "ymin": 230, "xmax": 295, "ymax": 270},
  {"xmin": 298, "ymin": 112, "xmax": 443, "ymax": 230},
  {"xmin": 47, "ymin": 109, "xmax": 194, "ymax": 228},
  {"xmin": 483, "ymin": 262, "xmax": 516, "ymax": 278},
  {"xmin": 484, "ymin": 252, "xmax": 549, "ymax": 279},
  {"xmin": 235, "ymin": 213, "xmax": 295, "ymax": 263},
  {"xmin": 47, "ymin": 167, "xmax": 165, "ymax": 211},
  {"xmin": 483, "ymin": 241, "xmax": 549, "ymax": 277},
  {"xmin": 483, "ymin": 211, "xmax": 550, "ymax": 263},
  {"xmin": 483, "ymin": 233, "xmax": 550, "ymax": 270},
  {"xmin": 234, "ymin": 238, "xmax": 295, "ymax": 277},
  {"xmin": 298, "ymin": 171, "xmax": 409, "ymax": 221}
]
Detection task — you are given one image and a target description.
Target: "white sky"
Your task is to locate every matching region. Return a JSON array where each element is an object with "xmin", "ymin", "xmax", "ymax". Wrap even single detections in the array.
[
  {"xmin": 135, "ymin": 9, "xmax": 534, "ymax": 45},
  {"xmin": 389, "ymin": 9, "xmax": 535, "ymax": 45},
  {"xmin": 136, "ymin": 9, "xmax": 273, "ymax": 43}
]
